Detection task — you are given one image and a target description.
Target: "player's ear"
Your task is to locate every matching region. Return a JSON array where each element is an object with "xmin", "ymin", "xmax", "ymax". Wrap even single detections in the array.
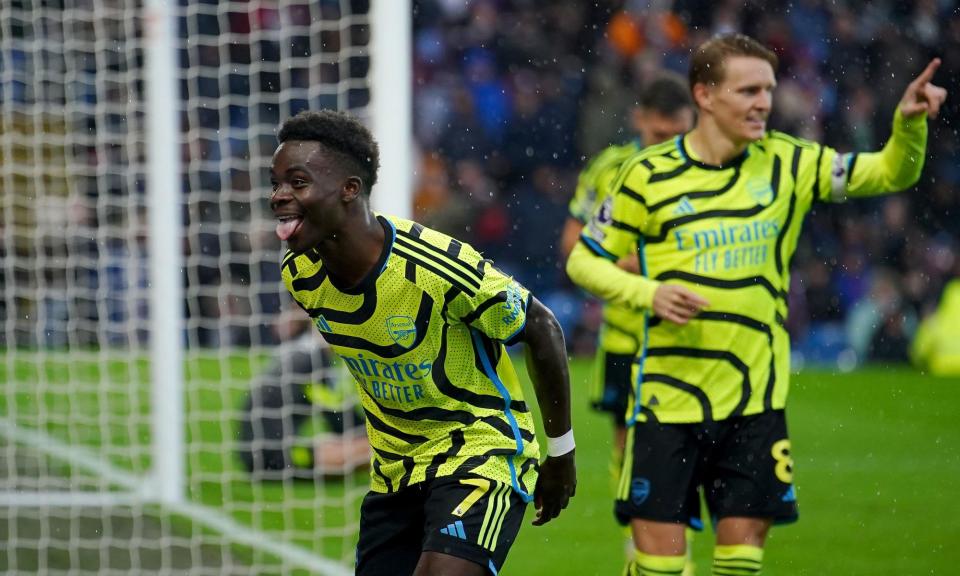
[
  {"xmin": 341, "ymin": 176, "xmax": 363, "ymax": 202},
  {"xmin": 692, "ymin": 82, "xmax": 712, "ymax": 113}
]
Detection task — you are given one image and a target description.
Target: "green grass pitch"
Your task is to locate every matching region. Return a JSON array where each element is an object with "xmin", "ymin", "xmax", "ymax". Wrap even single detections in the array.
[{"xmin": 2, "ymin": 353, "xmax": 958, "ymax": 574}]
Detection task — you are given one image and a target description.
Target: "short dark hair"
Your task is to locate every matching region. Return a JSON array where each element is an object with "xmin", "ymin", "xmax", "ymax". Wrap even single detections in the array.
[
  {"xmin": 689, "ymin": 33, "xmax": 778, "ymax": 90},
  {"xmin": 639, "ymin": 71, "xmax": 693, "ymax": 115},
  {"xmin": 277, "ymin": 109, "xmax": 380, "ymax": 193}
]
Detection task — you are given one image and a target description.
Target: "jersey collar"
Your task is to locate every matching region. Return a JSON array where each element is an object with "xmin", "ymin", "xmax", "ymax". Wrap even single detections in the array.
[
  {"xmin": 675, "ymin": 134, "xmax": 750, "ymax": 171},
  {"xmin": 326, "ymin": 214, "xmax": 396, "ymax": 295}
]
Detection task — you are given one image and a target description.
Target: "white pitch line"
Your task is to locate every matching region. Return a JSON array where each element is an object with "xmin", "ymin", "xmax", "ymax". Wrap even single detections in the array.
[{"xmin": 0, "ymin": 418, "xmax": 352, "ymax": 576}]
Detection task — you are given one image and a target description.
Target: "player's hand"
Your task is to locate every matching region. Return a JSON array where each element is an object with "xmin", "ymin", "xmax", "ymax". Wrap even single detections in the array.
[
  {"xmin": 652, "ymin": 284, "xmax": 709, "ymax": 325},
  {"xmin": 899, "ymin": 58, "xmax": 948, "ymax": 120},
  {"xmin": 532, "ymin": 451, "xmax": 576, "ymax": 526}
]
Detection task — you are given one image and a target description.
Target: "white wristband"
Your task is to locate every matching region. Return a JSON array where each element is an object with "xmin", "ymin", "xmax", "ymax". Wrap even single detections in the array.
[{"xmin": 546, "ymin": 430, "xmax": 575, "ymax": 457}]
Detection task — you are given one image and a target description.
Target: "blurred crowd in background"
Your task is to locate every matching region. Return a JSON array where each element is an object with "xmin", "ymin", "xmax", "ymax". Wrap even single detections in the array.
[
  {"xmin": 3, "ymin": 0, "xmax": 959, "ymax": 370},
  {"xmin": 410, "ymin": 0, "xmax": 960, "ymax": 367}
]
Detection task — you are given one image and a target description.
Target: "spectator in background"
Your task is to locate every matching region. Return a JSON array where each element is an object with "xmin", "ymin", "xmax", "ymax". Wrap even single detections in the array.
[{"xmin": 237, "ymin": 304, "xmax": 368, "ymax": 479}]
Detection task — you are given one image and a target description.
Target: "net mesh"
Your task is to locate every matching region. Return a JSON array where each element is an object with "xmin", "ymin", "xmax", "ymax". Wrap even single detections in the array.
[{"xmin": 0, "ymin": 1, "xmax": 373, "ymax": 573}]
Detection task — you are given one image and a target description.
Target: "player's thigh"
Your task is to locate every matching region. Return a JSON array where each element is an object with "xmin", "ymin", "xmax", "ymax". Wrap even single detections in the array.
[
  {"xmin": 421, "ymin": 475, "xmax": 527, "ymax": 575},
  {"xmin": 615, "ymin": 421, "xmax": 703, "ymax": 528},
  {"xmin": 356, "ymin": 487, "xmax": 426, "ymax": 576},
  {"xmin": 413, "ymin": 551, "xmax": 488, "ymax": 576},
  {"xmin": 705, "ymin": 410, "xmax": 798, "ymax": 525}
]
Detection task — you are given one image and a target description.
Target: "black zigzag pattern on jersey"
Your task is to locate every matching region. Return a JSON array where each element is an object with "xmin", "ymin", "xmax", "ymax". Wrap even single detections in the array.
[
  {"xmin": 302, "ymin": 282, "xmax": 379, "ymax": 324},
  {"xmin": 620, "ymin": 183, "xmax": 648, "ymax": 206},
  {"xmin": 519, "ymin": 458, "xmax": 538, "ymax": 494},
  {"xmin": 396, "ymin": 228, "xmax": 483, "ymax": 283},
  {"xmin": 645, "ymin": 157, "xmax": 781, "ymax": 243},
  {"xmin": 320, "ymin": 292, "xmax": 432, "ymax": 357},
  {"xmin": 394, "ymin": 241, "xmax": 480, "ymax": 296},
  {"xmin": 454, "ymin": 447, "xmax": 527, "ymax": 479},
  {"xmin": 695, "ymin": 310, "xmax": 778, "ymax": 413},
  {"xmin": 459, "ymin": 292, "xmax": 512, "ymax": 326},
  {"xmin": 291, "ymin": 267, "xmax": 328, "ymax": 292},
  {"xmin": 281, "ymin": 251, "xmax": 299, "ymax": 277},
  {"xmin": 655, "ymin": 270, "xmax": 786, "ymax": 301},
  {"xmin": 433, "ymin": 322, "xmax": 528, "ymax": 413},
  {"xmin": 373, "ymin": 459, "xmax": 392, "ymax": 492},
  {"xmin": 610, "ymin": 219, "xmax": 642, "ymax": 235},
  {"xmin": 646, "ymin": 162, "xmax": 693, "ymax": 184},
  {"xmin": 425, "ymin": 429, "xmax": 466, "ymax": 481},
  {"xmin": 775, "ymin": 147, "xmax": 803, "ymax": 277},
  {"xmin": 812, "ymin": 145, "xmax": 826, "ymax": 204},
  {"xmin": 647, "ymin": 166, "xmax": 741, "ymax": 213},
  {"xmin": 372, "ymin": 446, "xmax": 416, "ymax": 491},
  {"xmin": 641, "ymin": 373, "xmax": 714, "ymax": 421},
  {"xmin": 364, "ymin": 409, "xmax": 428, "ymax": 445},
  {"xmin": 646, "ymin": 347, "xmax": 751, "ymax": 417},
  {"xmin": 405, "ymin": 259, "xmax": 417, "ymax": 283},
  {"xmin": 447, "ymin": 238, "xmax": 463, "ymax": 257},
  {"xmin": 374, "ymin": 403, "xmax": 535, "ymax": 445},
  {"xmin": 476, "ymin": 258, "xmax": 491, "ymax": 276}
]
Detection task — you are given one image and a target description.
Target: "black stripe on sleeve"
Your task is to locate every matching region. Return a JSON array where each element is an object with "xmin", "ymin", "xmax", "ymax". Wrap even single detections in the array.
[
  {"xmin": 775, "ymin": 150, "xmax": 801, "ymax": 276},
  {"xmin": 408, "ymin": 222, "xmax": 425, "ymax": 238},
  {"xmin": 620, "ymin": 183, "xmax": 648, "ymax": 206},
  {"xmin": 396, "ymin": 230, "xmax": 483, "ymax": 282},
  {"xmin": 459, "ymin": 293, "xmax": 509, "ymax": 325},
  {"xmin": 447, "ymin": 238, "xmax": 463, "ymax": 258},
  {"xmin": 812, "ymin": 145, "xmax": 825, "ymax": 203},
  {"xmin": 394, "ymin": 246, "xmax": 478, "ymax": 296},
  {"xmin": 846, "ymin": 153, "xmax": 858, "ymax": 184},
  {"xmin": 405, "ymin": 259, "xmax": 417, "ymax": 283}
]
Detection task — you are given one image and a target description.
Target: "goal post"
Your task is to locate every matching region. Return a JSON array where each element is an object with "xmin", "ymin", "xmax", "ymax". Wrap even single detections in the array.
[
  {"xmin": 0, "ymin": 1, "xmax": 411, "ymax": 573},
  {"xmin": 144, "ymin": 0, "xmax": 185, "ymax": 508}
]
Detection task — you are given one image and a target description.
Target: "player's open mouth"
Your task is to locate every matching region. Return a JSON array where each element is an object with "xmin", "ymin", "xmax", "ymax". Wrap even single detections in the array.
[{"xmin": 275, "ymin": 215, "xmax": 303, "ymax": 241}]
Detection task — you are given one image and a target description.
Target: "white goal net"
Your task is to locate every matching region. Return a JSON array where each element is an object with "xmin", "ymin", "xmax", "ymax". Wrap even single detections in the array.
[{"xmin": 0, "ymin": 1, "xmax": 407, "ymax": 574}]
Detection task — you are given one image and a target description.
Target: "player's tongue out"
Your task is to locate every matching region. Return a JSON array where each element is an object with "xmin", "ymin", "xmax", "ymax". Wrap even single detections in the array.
[{"xmin": 276, "ymin": 217, "xmax": 302, "ymax": 241}]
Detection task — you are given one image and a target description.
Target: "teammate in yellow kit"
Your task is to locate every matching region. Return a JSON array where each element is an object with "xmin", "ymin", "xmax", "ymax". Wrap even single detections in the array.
[{"xmin": 567, "ymin": 33, "xmax": 946, "ymax": 576}]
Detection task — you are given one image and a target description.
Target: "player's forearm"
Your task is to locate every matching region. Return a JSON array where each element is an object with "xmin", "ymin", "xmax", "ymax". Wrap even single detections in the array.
[
  {"xmin": 848, "ymin": 108, "xmax": 928, "ymax": 197},
  {"xmin": 522, "ymin": 297, "xmax": 572, "ymax": 438},
  {"xmin": 566, "ymin": 241, "xmax": 660, "ymax": 310}
]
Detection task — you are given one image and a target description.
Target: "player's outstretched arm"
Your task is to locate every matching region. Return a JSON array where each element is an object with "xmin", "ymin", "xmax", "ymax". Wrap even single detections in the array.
[
  {"xmin": 845, "ymin": 59, "xmax": 948, "ymax": 198},
  {"xmin": 521, "ymin": 296, "xmax": 576, "ymax": 526},
  {"xmin": 898, "ymin": 58, "xmax": 947, "ymax": 120}
]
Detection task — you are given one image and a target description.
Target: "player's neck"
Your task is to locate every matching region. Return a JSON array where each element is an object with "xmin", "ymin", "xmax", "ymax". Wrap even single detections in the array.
[
  {"xmin": 317, "ymin": 211, "xmax": 386, "ymax": 288},
  {"xmin": 686, "ymin": 123, "xmax": 750, "ymax": 167}
]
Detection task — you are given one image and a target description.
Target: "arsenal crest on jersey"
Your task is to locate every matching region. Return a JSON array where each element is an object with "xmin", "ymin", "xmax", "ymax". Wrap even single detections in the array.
[{"xmin": 386, "ymin": 315, "xmax": 417, "ymax": 349}]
